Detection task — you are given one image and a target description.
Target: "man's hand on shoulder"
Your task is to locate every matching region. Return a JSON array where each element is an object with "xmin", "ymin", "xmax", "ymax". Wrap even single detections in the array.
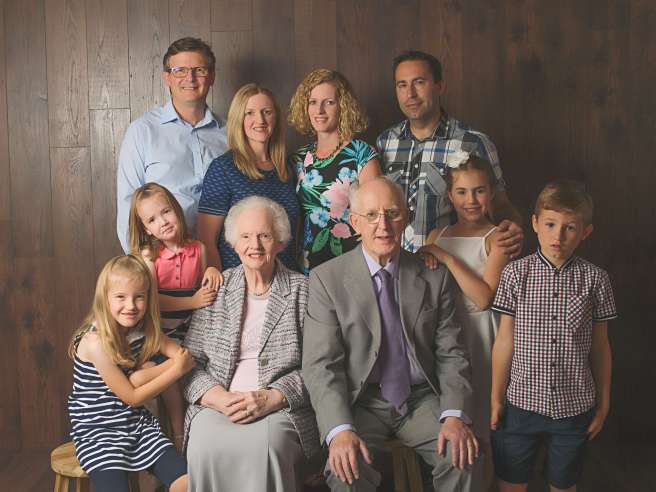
[
  {"xmin": 493, "ymin": 220, "xmax": 524, "ymax": 259},
  {"xmin": 437, "ymin": 416, "xmax": 479, "ymax": 469},
  {"xmin": 328, "ymin": 430, "xmax": 372, "ymax": 485}
]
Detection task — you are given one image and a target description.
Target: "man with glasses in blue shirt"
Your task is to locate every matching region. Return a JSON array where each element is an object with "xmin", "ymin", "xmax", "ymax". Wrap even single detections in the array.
[{"xmin": 117, "ymin": 37, "xmax": 228, "ymax": 252}]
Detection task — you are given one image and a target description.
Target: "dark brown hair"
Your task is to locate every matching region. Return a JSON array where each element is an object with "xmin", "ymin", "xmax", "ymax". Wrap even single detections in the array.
[
  {"xmin": 392, "ymin": 50, "xmax": 443, "ymax": 82},
  {"xmin": 163, "ymin": 37, "xmax": 215, "ymax": 71}
]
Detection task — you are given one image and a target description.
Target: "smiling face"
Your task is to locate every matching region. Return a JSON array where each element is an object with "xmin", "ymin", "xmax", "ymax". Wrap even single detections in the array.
[
  {"xmin": 163, "ymin": 51, "xmax": 215, "ymax": 108},
  {"xmin": 137, "ymin": 192, "xmax": 180, "ymax": 247},
  {"xmin": 350, "ymin": 179, "xmax": 408, "ymax": 266},
  {"xmin": 532, "ymin": 209, "xmax": 593, "ymax": 267},
  {"xmin": 394, "ymin": 59, "xmax": 443, "ymax": 125},
  {"xmin": 234, "ymin": 208, "xmax": 284, "ymax": 273},
  {"xmin": 243, "ymin": 93, "xmax": 276, "ymax": 146},
  {"xmin": 448, "ymin": 169, "xmax": 494, "ymax": 225},
  {"xmin": 307, "ymin": 82, "xmax": 340, "ymax": 135},
  {"xmin": 107, "ymin": 273, "xmax": 148, "ymax": 330}
]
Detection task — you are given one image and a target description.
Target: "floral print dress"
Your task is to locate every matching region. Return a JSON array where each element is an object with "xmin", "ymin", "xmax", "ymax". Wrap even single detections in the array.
[{"xmin": 291, "ymin": 139, "xmax": 378, "ymax": 274}]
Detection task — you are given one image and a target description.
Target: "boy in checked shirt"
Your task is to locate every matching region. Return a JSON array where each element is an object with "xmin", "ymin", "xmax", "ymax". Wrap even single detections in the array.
[{"xmin": 490, "ymin": 180, "xmax": 617, "ymax": 492}]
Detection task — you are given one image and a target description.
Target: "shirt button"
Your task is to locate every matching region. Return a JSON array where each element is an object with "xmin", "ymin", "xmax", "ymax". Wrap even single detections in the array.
[
  {"xmin": 410, "ymin": 206, "xmax": 415, "ymax": 211},
  {"xmin": 388, "ymin": 167, "xmax": 393, "ymax": 172},
  {"xmin": 175, "ymin": 276, "xmax": 179, "ymax": 280},
  {"xmin": 414, "ymin": 163, "xmax": 419, "ymax": 168}
]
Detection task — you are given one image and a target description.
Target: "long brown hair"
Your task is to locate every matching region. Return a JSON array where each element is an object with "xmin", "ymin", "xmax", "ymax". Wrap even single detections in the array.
[
  {"xmin": 68, "ymin": 255, "xmax": 162, "ymax": 369},
  {"xmin": 227, "ymin": 83, "xmax": 288, "ymax": 181},
  {"xmin": 128, "ymin": 182, "xmax": 190, "ymax": 259}
]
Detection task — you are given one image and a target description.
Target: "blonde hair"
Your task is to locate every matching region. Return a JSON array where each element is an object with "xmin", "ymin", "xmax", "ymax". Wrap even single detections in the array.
[
  {"xmin": 227, "ymin": 83, "xmax": 288, "ymax": 181},
  {"xmin": 68, "ymin": 255, "xmax": 162, "ymax": 369},
  {"xmin": 288, "ymin": 69, "xmax": 368, "ymax": 142},
  {"xmin": 128, "ymin": 183, "xmax": 190, "ymax": 259},
  {"xmin": 534, "ymin": 179, "xmax": 594, "ymax": 224}
]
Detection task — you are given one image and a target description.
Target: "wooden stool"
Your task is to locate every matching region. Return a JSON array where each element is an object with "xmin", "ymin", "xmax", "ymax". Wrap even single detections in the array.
[
  {"xmin": 384, "ymin": 439, "xmax": 423, "ymax": 492},
  {"xmin": 51, "ymin": 441, "xmax": 141, "ymax": 492}
]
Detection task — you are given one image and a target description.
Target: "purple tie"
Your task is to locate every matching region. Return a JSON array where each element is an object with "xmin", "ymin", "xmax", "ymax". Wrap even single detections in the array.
[{"xmin": 375, "ymin": 268, "xmax": 411, "ymax": 413}]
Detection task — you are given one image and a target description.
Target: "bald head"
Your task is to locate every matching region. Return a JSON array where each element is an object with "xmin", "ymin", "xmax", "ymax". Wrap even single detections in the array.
[{"xmin": 348, "ymin": 177, "xmax": 408, "ymax": 265}]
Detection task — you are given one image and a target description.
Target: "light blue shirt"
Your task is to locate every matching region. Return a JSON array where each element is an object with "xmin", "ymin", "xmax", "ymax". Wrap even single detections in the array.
[
  {"xmin": 116, "ymin": 101, "xmax": 228, "ymax": 252},
  {"xmin": 325, "ymin": 248, "xmax": 470, "ymax": 445}
]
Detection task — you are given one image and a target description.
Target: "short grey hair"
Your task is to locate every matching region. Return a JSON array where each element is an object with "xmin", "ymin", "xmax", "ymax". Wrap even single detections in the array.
[
  {"xmin": 224, "ymin": 196, "xmax": 292, "ymax": 248},
  {"xmin": 348, "ymin": 177, "xmax": 407, "ymax": 212}
]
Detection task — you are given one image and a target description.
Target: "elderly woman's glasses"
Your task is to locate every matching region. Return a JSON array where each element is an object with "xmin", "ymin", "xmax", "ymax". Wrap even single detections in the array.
[
  {"xmin": 352, "ymin": 209, "xmax": 403, "ymax": 224},
  {"xmin": 166, "ymin": 66, "xmax": 210, "ymax": 78}
]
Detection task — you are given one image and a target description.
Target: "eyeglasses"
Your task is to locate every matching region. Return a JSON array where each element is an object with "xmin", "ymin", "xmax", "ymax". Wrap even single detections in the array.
[
  {"xmin": 352, "ymin": 209, "xmax": 404, "ymax": 224},
  {"xmin": 166, "ymin": 66, "xmax": 211, "ymax": 78}
]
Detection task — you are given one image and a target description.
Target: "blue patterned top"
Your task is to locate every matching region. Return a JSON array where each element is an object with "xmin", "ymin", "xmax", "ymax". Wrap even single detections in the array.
[
  {"xmin": 290, "ymin": 139, "xmax": 377, "ymax": 274},
  {"xmin": 199, "ymin": 152, "xmax": 299, "ymax": 270}
]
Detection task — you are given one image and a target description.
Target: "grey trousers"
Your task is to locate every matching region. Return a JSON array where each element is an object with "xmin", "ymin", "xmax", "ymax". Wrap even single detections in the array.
[
  {"xmin": 187, "ymin": 407, "xmax": 305, "ymax": 492},
  {"xmin": 325, "ymin": 385, "xmax": 481, "ymax": 492}
]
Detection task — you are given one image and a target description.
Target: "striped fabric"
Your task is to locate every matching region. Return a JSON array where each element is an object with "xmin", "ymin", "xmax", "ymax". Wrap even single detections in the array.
[
  {"xmin": 68, "ymin": 330, "xmax": 173, "ymax": 473},
  {"xmin": 159, "ymin": 287, "xmax": 196, "ymax": 343}
]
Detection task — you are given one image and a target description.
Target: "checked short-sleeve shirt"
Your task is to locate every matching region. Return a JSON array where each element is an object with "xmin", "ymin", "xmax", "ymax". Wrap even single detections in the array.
[
  {"xmin": 377, "ymin": 110, "xmax": 506, "ymax": 252},
  {"xmin": 492, "ymin": 250, "xmax": 617, "ymax": 419}
]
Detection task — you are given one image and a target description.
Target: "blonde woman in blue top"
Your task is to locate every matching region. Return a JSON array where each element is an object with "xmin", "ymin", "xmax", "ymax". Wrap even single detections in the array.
[{"xmin": 288, "ymin": 69, "xmax": 381, "ymax": 274}]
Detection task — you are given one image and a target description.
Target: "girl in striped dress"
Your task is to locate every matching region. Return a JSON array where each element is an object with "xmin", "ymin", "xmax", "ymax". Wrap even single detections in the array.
[
  {"xmin": 68, "ymin": 255, "xmax": 192, "ymax": 492},
  {"xmin": 129, "ymin": 182, "xmax": 222, "ymax": 448}
]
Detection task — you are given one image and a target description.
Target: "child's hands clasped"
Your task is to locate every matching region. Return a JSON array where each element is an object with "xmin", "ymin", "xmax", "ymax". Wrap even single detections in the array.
[
  {"xmin": 201, "ymin": 266, "xmax": 223, "ymax": 292},
  {"xmin": 172, "ymin": 347, "xmax": 194, "ymax": 375},
  {"xmin": 191, "ymin": 286, "xmax": 217, "ymax": 309}
]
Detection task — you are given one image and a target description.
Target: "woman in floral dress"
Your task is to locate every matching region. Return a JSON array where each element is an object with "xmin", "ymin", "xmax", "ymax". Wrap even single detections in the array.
[{"xmin": 288, "ymin": 69, "xmax": 381, "ymax": 274}]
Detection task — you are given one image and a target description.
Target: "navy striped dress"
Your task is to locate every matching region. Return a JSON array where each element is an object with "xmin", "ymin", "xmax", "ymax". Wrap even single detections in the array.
[{"xmin": 68, "ymin": 328, "xmax": 173, "ymax": 473}]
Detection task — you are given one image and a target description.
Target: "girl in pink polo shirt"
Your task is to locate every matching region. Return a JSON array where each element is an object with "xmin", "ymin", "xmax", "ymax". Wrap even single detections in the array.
[{"xmin": 129, "ymin": 182, "xmax": 222, "ymax": 449}]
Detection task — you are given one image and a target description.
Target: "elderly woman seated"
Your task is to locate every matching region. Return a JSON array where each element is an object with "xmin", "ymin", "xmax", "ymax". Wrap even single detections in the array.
[{"xmin": 182, "ymin": 195, "xmax": 320, "ymax": 491}]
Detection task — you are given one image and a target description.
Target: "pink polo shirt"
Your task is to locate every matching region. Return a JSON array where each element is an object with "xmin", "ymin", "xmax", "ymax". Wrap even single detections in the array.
[{"xmin": 154, "ymin": 240, "xmax": 202, "ymax": 289}]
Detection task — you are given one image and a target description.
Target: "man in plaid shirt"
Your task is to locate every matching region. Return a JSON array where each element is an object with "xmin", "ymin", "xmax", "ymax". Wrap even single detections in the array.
[
  {"xmin": 490, "ymin": 180, "xmax": 616, "ymax": 491},
  {"xmin": 377, "ymin": 50, "xmax": 523, "ymax": 254}
]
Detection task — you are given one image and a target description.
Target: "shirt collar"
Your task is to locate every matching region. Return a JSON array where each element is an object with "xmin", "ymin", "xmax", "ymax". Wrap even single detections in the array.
[
  {"xmin": 158, "ymin": 241, "xmax": 197, "ymax": 260},
  {"xmin": 399, "ymin": 107, "xmax": 450, "ymax": 141},
  {"xmin": 362, "ymin": 247, "xmax": 400, "ymax": 280},
  {"xmin": 536, "ymin": 248, "xmax": 577, "ymax": 272},
  {"xmin": 159, "ymin": 100, "xmax": 219, "ymax": 128}
]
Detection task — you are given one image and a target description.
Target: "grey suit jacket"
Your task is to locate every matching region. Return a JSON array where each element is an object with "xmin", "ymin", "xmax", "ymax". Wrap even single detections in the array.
[
  {"xmin": 302, "ymin": 246, "xmax": 473, "ymax": 442},
  {"xmin": 183, "ymin": 261, "xmax": 320, "ymax": 458}
]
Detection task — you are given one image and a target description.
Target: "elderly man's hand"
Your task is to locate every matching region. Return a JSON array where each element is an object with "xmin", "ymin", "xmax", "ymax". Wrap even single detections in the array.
[
  {"xmin": 437, "ymin": 417, "xmax": 479, "ymax": 469},
  {"xmin": 328, "ymin": 430, "xmax": 372, "ymax": 485},
  {"xmin": 493, "ymin": 220, "xmax": 523, "ymax": 258},
  {"xmin": 230, "ymin": 389, "xmax": 285, "ymax": 424}
]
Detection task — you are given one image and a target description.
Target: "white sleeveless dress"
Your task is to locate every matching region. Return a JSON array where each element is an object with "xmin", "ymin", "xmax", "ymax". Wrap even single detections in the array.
[{"xmin": 434, "ymin": 225, "xmax": 498, "ymax": 441}]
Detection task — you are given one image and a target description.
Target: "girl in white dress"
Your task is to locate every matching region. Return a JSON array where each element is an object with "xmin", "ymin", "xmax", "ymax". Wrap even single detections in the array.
[{"xmin": 418, "ymin": 153, "xmax": 510, "ymax": 488}]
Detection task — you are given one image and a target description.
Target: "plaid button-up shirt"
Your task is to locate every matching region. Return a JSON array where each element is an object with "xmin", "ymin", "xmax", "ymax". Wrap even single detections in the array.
[
  {"xmin": 492, "ymin": 251, "xmax": 617, "ymax": 419},
  {"xmin": 377, "ymin": 110, "xmax": 506, "ymax": 252}
]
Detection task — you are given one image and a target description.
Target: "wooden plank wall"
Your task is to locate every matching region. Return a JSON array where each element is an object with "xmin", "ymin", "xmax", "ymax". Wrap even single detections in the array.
[{"xmin": 1, "ymin": 0, "xmax": 654, "ymax": 451}]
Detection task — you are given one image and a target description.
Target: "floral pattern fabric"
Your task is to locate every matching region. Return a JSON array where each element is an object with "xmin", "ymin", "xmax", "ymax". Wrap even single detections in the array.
[{"xmin": 291, "ymin": 139, "xmax": 378, "ymax": 274}]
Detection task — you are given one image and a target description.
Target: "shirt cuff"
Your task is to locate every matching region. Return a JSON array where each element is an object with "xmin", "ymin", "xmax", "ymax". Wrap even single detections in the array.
[
  {"xmin": 326, "ymin": 424, "xmax": 356, "ymax": 445},
  {"xmin": 439, "ymin": 409, "xmax": 472, "ymax": 426}
]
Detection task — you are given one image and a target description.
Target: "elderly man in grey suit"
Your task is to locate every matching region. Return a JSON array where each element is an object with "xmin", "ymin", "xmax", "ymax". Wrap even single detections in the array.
[{"xmin": 302, "ymin": 177, "xmax": 479, "ymax": 491}]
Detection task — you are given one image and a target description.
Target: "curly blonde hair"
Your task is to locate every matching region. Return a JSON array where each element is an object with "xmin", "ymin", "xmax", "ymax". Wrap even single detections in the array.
[{"xmin": 288, "ymin": 69, "xmax": 368, "ymax": 142}]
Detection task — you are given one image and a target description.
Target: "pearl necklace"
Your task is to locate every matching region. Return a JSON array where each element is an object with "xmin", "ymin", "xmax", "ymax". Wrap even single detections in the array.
[{"xmin": 249, "ymin": 282, "xmax": 272, "ymax": 297}]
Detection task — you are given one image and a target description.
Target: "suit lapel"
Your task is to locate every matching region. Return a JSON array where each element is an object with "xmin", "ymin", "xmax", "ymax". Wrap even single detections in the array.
[
  {"xmin": 225, "ymin": 267, "xmax": 246, "ymax": 379},
  {"xmin": 343, "ymin": 246, "xmax": 382, "ymax": 349},
  {"xmin": 398, "ymin": 250, "xmax": 427, "ymax": 349},
  {"xmin": 259, "ymin": 262, "xmax": 289, "ymax": 352}
]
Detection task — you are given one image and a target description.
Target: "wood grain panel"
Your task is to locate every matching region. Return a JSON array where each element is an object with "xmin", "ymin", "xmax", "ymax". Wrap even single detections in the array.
[
  {"xmin": 211, "ymin": 30, "xmax": 253, "ymax": 119},
  {"xmin": 170, "ymin": 0, "xmax": 211, "ymax": 41},
  {"xmin": 86, "ymin": 0, "xmax": 130, "ymax": 109},
  {"xmin": 0, "ymin": 0, "xmax": 20, "ymax": 452},
  {"xmin": 127, "ymin": 0, "xmax": 170, "ymax": 120},
  {"xmin": 210, "ymin": 0, "xmax": 252, "ymax": 31},
  {"xmin": 420, "ymin": 0, "xmax": 465, "ymax": 117},
  {"xmin": 45, "ymin": 0, "xmax": 90, "ymax": 147},
  {"xmin": 90, "ymin": 109, "xmax": 130, "ymax": 273},
  {"xmin": 51, "ymin": 146, "xmax": 95, "ymax": 441},
  {"xmin": 293, "ymin": 0, "xmax": 337, "ymax": 80},
  {"xmin": 251, "ymin": 0, "xmax": 295, "ymax": 112},
  {"xmin": 6, "ymin": 0, "xmax": 52, "ymax": 257}
]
